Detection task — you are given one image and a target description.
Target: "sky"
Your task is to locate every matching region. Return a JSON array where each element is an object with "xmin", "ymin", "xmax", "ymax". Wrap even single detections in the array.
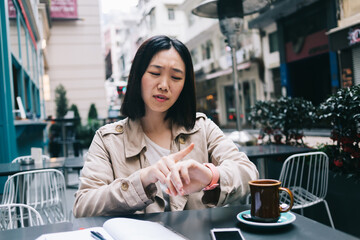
[{"xmin": 101, "ymin": 0, "xmax": 138, "ymax": 14}]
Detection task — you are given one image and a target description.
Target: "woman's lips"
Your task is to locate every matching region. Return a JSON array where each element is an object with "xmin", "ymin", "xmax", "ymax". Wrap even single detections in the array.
[{"xmin": 154, "ymin": 95, "xmax": 169, "ymax": 102}]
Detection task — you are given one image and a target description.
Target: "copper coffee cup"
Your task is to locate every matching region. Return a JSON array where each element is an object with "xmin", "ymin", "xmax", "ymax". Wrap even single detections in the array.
[{"xmin": 249, "ymin": 179, "xmax": 294, "ymax": 223}]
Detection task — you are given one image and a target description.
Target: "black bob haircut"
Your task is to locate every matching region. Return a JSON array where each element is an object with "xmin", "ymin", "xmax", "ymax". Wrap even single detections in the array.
[{"xmin": 121, "ymin": 35, "xmax": 196, "ymax": 130}]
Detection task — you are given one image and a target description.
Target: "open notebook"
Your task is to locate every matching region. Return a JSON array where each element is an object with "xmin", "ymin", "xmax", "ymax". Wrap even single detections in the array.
[{"xmin": 37, "ymin": 218, "xmax": 187, "ymax": 240}]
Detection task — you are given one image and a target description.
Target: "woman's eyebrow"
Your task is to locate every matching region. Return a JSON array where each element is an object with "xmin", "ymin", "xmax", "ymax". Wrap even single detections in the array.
[
  {"xmin": 149, "ymin": 64, "xmax": 184, "ymax": 74},
  {"xmin": 172, "ymin": 68, "xmax": 184, "ymax": 74},
  {"xmin": 149, "ymin": 64, "xmax": 162, "ymax": 69}
]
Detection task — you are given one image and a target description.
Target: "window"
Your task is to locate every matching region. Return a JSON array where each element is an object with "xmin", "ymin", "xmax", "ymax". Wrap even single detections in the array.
[
  {"xmin": 190, "ymin": 49, "xmax": 198, "ymax": 65},
  {"xmin": 119, "ymin": 55, "xmax": 126, "ymax": 71},
  {"xmin": 8, "ymin": 4, "xmax": 41, "ymax": 116},
  {"xmin": 272, "ymin": 67, "xmax": 281, "ymax": 98},
  {"xmin": 201, "ymin": 44, "xmax": 206, "ymax": 60},
  {"xmin": 201, "ymin": 41, "xmax": 212, "ymax": 60},
  {"xmin": 269, "ymin": 32, "xmax": 279, "ymax": 53},
  {"xmin": 206, "ymin": 40, "xmax": 212, "ymax": 59},
  {"xmin": 168, "ymin": 8, "xmax": 175, "ymax": 20}
]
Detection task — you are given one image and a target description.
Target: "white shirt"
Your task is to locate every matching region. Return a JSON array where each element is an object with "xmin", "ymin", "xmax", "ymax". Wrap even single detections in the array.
[{"xmin": 144, "ymin": 134, "xmax": 171, "ymax": 211}]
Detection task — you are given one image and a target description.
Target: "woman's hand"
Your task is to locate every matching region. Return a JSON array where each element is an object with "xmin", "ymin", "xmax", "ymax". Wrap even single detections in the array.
[
  {"xmin": 167, "ymin": 160, "xmax": 213, "ymax": 196},
  {"xmin": 140, "ymin": 143, "xmax": 195, "ymax": 192}
]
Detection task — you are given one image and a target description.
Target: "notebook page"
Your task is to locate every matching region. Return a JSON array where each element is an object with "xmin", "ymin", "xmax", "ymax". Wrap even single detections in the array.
[
  {"xmin": 36, "ymin": 226, "xmax": 114, "ymax": 240},
  {"xmin": 103, "ymin": 218, "xmax": 187, "ymax": 240}
]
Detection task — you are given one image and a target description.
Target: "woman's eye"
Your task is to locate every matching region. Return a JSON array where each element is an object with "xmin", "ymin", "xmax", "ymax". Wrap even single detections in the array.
[
  {"xmin": 149, "ymin": 72, "xmax": 160, "ymax": 76},
  {"xmin": 172, "ymin": 76, "xmax": 182, "ymax": 80}
]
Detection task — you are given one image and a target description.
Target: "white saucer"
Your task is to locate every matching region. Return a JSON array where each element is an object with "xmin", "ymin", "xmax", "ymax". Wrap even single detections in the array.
[{"xmin": 237, "ymin": 210, "xmax": 296, "ymax": 227}]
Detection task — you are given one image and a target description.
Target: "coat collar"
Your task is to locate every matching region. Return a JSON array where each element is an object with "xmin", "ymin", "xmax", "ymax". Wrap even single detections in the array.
[
  {"xmin": 123, "ymin": 114, "xmax": 203, "ymax": 158},
  {"xmin": 123, "ymin": 118, "xmax": 146, "ymax": 158}
]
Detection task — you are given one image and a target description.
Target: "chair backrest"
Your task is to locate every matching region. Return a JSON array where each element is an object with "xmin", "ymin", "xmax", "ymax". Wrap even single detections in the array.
[
  {"xmin": 12, "ymin": 155, "xmax": 50, "ymax": 163},
  {"xmin": 279, "ymin": 151, "xmax": 329, "ymax": 206},
  {"xmin": 0, "ymin": 203, "xmax": 44, "ymax": 230},
  {"xmin": 1, "ymin": 169, "xmax": 68, "ymax": 224}
]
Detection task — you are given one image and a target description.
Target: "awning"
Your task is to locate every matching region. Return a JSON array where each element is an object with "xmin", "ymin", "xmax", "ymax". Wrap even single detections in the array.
[
  {"xmin": 326, "ymin": 20, "xmax": 360, "ymax": 51},
  {"xmin": 196, "ymin": 62, "xmax": 251, "ymax": 82},
  {"xmin": 248, "ymin": 0, "xmax": 319, "ymax": 29}
]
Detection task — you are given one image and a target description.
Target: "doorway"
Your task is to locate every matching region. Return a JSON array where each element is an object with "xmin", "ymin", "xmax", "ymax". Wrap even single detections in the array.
[{"xmin": 288, "ymin": 53, "xmax": 332, "ymax": 106}]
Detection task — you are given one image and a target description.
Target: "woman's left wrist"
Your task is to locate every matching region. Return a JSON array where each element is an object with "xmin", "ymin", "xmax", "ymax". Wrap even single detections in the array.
[{"xmin": 202, "ymin": 163, "xmax": 219, "ymax": 191}]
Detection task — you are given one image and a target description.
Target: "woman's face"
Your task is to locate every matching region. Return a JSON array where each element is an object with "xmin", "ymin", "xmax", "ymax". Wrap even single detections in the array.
[{"xmin": 141, "ymin": 47, "xmax": 186, "ymax": 116}]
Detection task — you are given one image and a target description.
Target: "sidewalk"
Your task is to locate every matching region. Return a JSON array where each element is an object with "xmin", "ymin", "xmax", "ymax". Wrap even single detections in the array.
[{"xmin": 222, "ymin": 128, "xmax": 332, "ymax": 148}]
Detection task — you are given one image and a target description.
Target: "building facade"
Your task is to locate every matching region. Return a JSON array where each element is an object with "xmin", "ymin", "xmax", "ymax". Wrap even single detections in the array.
[
  {"xmin": 103, "ymin": 0, "xmax": 187, "ymax": 117},
  {"xmin": 327, "ymin": 0, "xmax": 360, "ymax": 87},
  {"xmin": 102, "ymin": 10, "xmax": 139, "ymax": 117},
  {"xmin": 1, "ymin": 0, "xmax": 51, "ymax": 162},
  {"xmin": 249, "ymin": 0, "xmax": 341, "ymax": 105},
  {"xmin": 107, "ymin": 0, "xmax": 267, "ymax": 128},
  {"xmin": 45, "ymin": 0, "xmax": 107, "ymax": 122},
  {"xmin": 0, "ymin": 0, "xmax": 107, "ymax": 164},
  {"xmin": 180, "ymin": 0, "xmax": 265, "ymax": 127}
]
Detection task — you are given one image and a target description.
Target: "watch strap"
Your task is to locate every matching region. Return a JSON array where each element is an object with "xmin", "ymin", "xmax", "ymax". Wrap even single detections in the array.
[{"xmin": 202, "ymin": 163, "xmax": 220, "ymax": 191}]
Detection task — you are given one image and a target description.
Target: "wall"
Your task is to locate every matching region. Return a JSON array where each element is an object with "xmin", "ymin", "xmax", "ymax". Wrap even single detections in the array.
[
  {"xmin": 46, "ymin": 0, "xmax": 107, "ymax": 121},
  {"xmin": 340, "ymin": 0, "xmax": 360, "ymax": 24},
  {"xmin": 153, "ymin": 0, "xmax": 186, "ymax": 38},
  {"xmin": 262, "ymin": 23, "xmax": 280, "ymax": 100}
]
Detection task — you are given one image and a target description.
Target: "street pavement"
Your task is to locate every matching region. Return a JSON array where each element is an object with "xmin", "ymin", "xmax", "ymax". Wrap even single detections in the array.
[{"xmin": 222, "ymin": 128, "xmax": 332, "ymax": 148}]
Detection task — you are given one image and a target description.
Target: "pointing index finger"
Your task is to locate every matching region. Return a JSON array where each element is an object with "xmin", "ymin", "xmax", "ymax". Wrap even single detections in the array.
[{"xmin": 172, "ymin": 143, "xmax": 194, "ymax": 162}]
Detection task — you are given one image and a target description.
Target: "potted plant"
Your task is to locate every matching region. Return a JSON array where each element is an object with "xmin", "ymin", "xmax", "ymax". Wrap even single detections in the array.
[
  {"xmin": 77, "ymin": 103, "xmax": 101, "ymax": 149},
  {"xmin": 49, "ymin": 84, "xmax": 69, "ymax": 157},
  {"xmin": 248, "ymin": 97, "xmax": 316, "ymax": 146},
  {"xmin": 318, "ymin": 85, "xmax": 360, "ymax": 181},
  {"xmin": 69, "ymin": 104, "xmax": 82, "ymax": 156}
]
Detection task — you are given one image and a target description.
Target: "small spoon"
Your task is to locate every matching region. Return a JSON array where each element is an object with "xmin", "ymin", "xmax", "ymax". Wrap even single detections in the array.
[
  {"xmin": 242, "ymin": 213, "xmax": 262, "ymax": 222},
  {"xmin": 241, "ymin": 213, "xmax": 278, "ymax": 223}
]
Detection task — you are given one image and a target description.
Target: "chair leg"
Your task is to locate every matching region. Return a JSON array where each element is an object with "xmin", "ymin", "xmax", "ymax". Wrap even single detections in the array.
[
  {"xmin": 300, "ymin": 208, "xmax": 304, "ymax": 215},
  {"xmin": 323, "ymin": 200, "xmax": 335, "ymax": 229}
]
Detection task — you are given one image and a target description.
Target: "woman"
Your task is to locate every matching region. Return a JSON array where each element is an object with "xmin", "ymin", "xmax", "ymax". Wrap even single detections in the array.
[{"xmin": 73, "ymin": 35, "xmax": 258, "ymax": 217}]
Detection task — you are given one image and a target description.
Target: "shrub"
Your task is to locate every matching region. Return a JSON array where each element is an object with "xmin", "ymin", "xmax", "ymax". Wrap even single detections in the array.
[
  {"xmin": 248, "ymin": 97, "xmax": 316, "ymax": 146},
  {"xmin": 69, "ymin": 104, "xmax": 81, "ymax": 128},
  {"xmin": 55, "ymin": 84, "xmax": 68, "ymax": 119},
  {"xmin": 78, "ymin": 103, "xmax": 101, "ymax": 149},
  {"xmin": 318, "ymin": 85, "xmax": 360, "ymax": 180}
]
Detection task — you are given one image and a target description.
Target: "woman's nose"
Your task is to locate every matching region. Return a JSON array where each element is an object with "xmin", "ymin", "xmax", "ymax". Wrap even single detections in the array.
[{"xmin": 158, "ymin": 76, "xmax": 169, "ymax": 91}]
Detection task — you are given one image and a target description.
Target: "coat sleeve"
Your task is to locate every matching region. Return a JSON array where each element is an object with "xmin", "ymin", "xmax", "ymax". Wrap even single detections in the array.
[
  {"xmin": 73, "ymin": 130, "xmax": 156, "ymax": 217},
  {"xmin": 201, "ymin": 118, "xmax": 259, "ymax": 206}
]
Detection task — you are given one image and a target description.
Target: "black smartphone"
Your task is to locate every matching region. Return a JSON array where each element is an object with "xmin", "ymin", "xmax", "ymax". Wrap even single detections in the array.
[{"xmin": 210, "ymin": 228, "xmax": 245, "ymax": 240}]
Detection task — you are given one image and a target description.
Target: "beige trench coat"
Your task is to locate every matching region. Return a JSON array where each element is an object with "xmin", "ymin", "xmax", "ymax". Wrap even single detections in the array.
[{"xmin": 73, "ymin": 113, "xmax": 258, "ymax": 217}]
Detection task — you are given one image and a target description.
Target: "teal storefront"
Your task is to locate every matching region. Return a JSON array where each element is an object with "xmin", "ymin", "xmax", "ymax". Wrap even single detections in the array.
[{"xmin": 0, "ymin": 0, "xmax": 48, "ymax": 188}]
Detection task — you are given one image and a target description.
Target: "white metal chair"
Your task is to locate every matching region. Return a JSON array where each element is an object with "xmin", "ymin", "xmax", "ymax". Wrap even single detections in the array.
[
  {"xmin": 1, "ymin": 169, "xmax": 69, "ymax": 224},
  {"xmin": 0, "ymin": 203, "xmax": 44, "ymax": 230},
  {"xmin": 12, "ymin": 155, "xmax": 50, "ymax": 163},
  {"xmin": 279, "ymin": 151, "xmax": 335, "ymax": 228}
]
